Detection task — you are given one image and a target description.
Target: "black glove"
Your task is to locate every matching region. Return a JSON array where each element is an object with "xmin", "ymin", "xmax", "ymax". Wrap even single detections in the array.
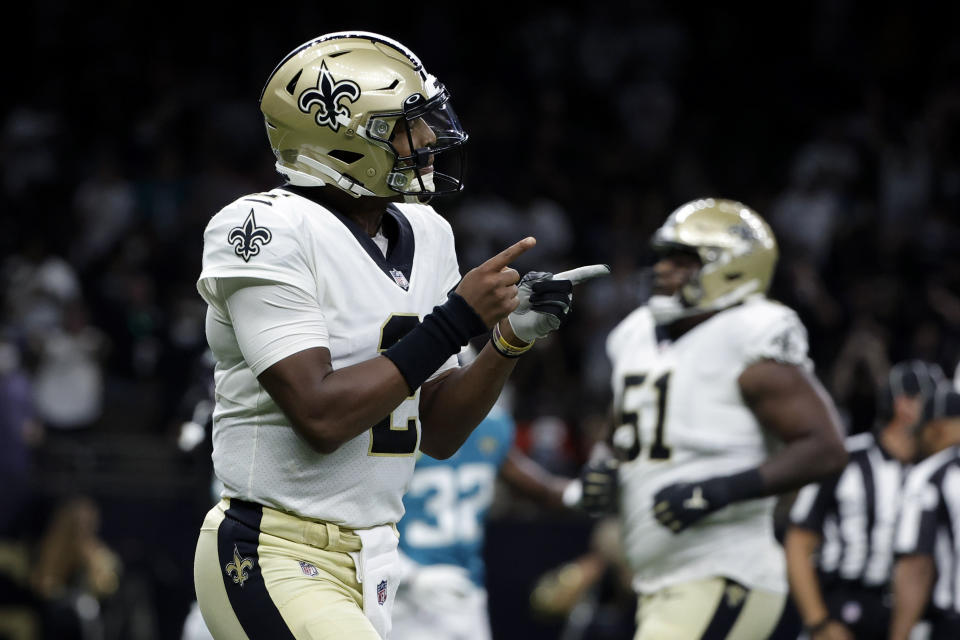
[
  {"xmin": 652, "ymin": 469, "xmax": 763, "ymax": 534},
  {"xmin": 508, "ymin": 265, "xmax": 610, "ymax": 343},
  {"xmin": 507, "ymin": 272, "xmax": 573, "ymax": 342},
  {"xmin": 579, "ymin": 458, "xmax": 619, "ymax": 517}
]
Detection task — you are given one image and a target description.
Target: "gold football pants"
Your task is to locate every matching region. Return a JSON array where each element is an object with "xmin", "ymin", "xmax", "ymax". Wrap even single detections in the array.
[
  {"xmin": 635, "ymin": 576, "xmax": 785, "ymax": 640},
  {"xmin": 194, "ymin": 498, "xmax": 382, "ymax": 640}
]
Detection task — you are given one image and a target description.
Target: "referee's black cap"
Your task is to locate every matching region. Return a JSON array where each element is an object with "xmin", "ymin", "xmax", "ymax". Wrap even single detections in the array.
[
  {"xmin": 877, "ymin": 360, "xmax": 945, "ymax": 424},
  {"xmin": 887, "ymin": 360, "xmax": 945, "ymax": 398},
  {"xmin": 919, "ymin": 387, "xmax": 960, "ymax": 426}
]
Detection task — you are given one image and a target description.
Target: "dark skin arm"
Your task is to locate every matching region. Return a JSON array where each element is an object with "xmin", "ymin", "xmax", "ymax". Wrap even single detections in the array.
[
  {"xmin": 785, "ymin": 526, "xmax": 830, "ymax": 627},
  {"xmin": 257, "ymin": 238, "xmax": 535, "ymax": 455},
  {"xmin": 498, "ymin": 447, "xmax": 572, "ymax": 509},
  {"xmin": 785, "ymin": 527, "xmax": 854, "ymax": 640},
  {"xmin": 417, "ymin": 341, "xmax": 520, "ymax": 459},
  {"xmin": 739, "ymin": 360, "xmax": 849, "ymax": 493},
  {"xmin": 889, "ymin": 555, "xmax": 936, "ymax": 640},
  {"xmin": 256, "ymin": 345, "xmax": 409, "ymax": 454}
]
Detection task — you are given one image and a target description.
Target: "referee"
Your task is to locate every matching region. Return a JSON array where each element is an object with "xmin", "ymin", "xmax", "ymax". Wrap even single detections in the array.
[
  {"xmin": 890, "ymin": 387, "xmax": 960, "ymax": 640},
  {"xmin": 784, "ymin": 360, "xmax": 944, "ymax": 639}
]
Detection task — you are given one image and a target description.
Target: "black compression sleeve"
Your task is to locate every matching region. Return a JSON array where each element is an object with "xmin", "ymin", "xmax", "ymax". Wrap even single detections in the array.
[{"xmin": 382, "ymin": 292, "xmax": 487, "ymax": 393}]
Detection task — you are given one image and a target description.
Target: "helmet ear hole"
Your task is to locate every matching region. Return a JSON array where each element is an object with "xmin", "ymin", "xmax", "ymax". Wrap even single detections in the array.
[{"xmin": 328, "ymin": 149, "xmax": 364, "ymax": 164}]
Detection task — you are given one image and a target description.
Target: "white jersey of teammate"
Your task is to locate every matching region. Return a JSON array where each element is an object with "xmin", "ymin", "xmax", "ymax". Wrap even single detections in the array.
[
  {"xmin": 607, "ymin": 295, "xmax": 811, "ymax": 595},
  {"xmin": 197, "ymin": 187, "xmax": 461, "ymax": 529}
]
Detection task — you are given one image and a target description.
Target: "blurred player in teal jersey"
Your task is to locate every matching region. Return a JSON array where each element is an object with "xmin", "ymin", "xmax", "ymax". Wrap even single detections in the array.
[{"xmin": 392, "ymin": 348, "xmax": 576, "ymax": 640}]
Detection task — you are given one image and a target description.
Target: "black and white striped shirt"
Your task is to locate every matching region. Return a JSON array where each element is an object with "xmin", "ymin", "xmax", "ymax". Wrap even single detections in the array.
[
  {"xmin": 894, "ymin": 445, "xmax": 960, "ymax": 616},
  {"xmin": 790, "ymin": 432, "xmax": 907, "ymax": 589}
]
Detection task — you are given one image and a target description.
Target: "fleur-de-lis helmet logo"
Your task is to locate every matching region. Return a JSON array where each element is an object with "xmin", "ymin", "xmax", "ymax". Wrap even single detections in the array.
[
  {"xmin": 228, "ymin": 210, "xmax": 272, "ymax": 262},
  {"xmin": 224, "ymin": 545, "xmax": 254, "ymax": 587},
  {"xmin": 298, "ymin": 60, "xmax": 361, "ymax": 132}
]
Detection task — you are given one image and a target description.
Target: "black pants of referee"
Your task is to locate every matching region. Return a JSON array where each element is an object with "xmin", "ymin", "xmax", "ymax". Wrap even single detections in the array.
[
  {"xmin": 928, "ymin": 611, "xmax": 960, "ymax": 640},
  {"xmin": 822, "ymin": 582, "xmax": 889, "ymax": 639}
]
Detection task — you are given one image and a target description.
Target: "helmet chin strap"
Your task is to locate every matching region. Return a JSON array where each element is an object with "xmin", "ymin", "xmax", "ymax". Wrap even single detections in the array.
[{"xmin": 397, "ymin": 170, "xmax": 436, "ymax": 204}]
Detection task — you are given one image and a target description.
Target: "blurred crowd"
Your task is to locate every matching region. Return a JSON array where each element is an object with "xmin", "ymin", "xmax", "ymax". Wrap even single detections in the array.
[{"xmin": 1, "ymin": 2, "xmax": 958, "ymax": 638}]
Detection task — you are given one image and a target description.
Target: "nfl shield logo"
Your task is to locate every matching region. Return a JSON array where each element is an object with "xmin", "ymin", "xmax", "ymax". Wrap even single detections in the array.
[
  {"xmin": 389, "ymin": 269, "xmax": 409, "ymax": 290},
  {"xmin": 298, "ymin": 561, "xmax": 319, "ymax": 577},
  {"xmin": 377, "ymin": 579, "xmax": 388, "ymax": 605}
]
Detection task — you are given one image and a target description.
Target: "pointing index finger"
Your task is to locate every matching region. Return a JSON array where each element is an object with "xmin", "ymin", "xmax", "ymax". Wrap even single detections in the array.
[
  {"xmin": 486, "ymin": 236, "xmax": 536, "ymax": 271},
  {"xmin": 552, "ymin": 264, "xmax": 611, "ymax": 284}
]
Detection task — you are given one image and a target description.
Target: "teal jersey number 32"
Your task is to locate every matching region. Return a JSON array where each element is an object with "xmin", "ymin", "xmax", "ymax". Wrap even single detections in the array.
[{"xmin": 397, "ymin": 405, "xmax": 515, "ymax": 586}]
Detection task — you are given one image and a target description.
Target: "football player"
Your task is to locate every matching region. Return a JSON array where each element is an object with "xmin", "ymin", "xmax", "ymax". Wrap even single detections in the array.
[
  {"xmin": 191, "ymin": 32, "xmax": 607, "ymax": 640},
  {"xmin": 571, "ymin": 198, "xmax": 848, "ymax": 639}
]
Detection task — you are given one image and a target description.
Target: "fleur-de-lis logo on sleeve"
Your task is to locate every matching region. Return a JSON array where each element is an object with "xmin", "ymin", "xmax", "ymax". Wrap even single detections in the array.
[
  {"xmin": 224, "ymin": 545, "xmax": 254, "ymax": 587},
  {"xmin": 298, "ymin": 61, "xmax": 361, "ymax": 132},
  {"xmin": 228, "ymin": 210, "xmax": 272, "ymax": 262}
]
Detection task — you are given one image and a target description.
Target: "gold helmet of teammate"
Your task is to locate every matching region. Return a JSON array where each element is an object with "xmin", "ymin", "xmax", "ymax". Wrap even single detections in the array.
[
  {"xmin": 648, "ymin": 197, "xmax": 778, "ymax": 323},
  {"xmin": 259, "ymin": 31, "xmax": 467, "ymax": 200}
]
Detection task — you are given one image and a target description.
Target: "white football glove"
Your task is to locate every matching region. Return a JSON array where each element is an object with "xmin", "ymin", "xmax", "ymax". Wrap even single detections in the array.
[{"xmin": 507, "ymin": 265, "xmax": 610, "ymax": 343}]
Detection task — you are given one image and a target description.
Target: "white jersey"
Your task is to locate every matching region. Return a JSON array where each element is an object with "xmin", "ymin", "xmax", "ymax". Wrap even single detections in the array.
[
  {"xmin": 607, "ymin": 296, "xmax": 811, "ymax": 594},
  {"xmin": 197, "ymin": 187, "xmax": 462, "ymax": 529}
]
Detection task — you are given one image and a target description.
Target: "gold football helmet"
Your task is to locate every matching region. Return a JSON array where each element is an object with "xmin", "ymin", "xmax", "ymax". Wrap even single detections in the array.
[
  {"xmin": 259, "ymin": 32, "xmax": 467, "ymax": 199},
  {"xmin": 650, "ymin": 198, "xmax": 778, "ymax": 320}
]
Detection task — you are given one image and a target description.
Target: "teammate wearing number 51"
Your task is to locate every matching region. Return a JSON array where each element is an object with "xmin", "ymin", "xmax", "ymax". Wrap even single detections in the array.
[
  {"xmin": 191, "ymin": 32, "xmax": 607, "ymax": 640},
  {"xmin": 575, "ymin": 198, "xmax": 847, "ymax": 639}
]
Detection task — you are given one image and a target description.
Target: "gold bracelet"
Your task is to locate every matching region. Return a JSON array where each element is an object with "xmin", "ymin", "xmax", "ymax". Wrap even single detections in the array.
[{"xmin": 491, "ymin": 322, "xmax": 534, "ymax": 358}]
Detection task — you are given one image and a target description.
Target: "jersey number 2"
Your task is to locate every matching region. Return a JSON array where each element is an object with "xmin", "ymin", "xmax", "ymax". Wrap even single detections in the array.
[
  {"xmin": 619, "ymin": 372, "xmax": 672, "ymax": 461},
  {"xmin": 370, "ymin": 314, "xmax": 421, "ymax": 456}
]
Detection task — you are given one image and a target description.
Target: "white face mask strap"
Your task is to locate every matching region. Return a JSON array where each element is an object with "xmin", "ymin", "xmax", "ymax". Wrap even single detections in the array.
[{"xmin": 337, "ymin": 113, "xmax": 375, "ymax": 140}]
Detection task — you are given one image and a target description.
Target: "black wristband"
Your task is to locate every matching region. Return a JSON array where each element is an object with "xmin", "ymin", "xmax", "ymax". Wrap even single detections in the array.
[
  {"xmin": 705, "ymin": 468, "xmax": 765, "ymax": 508},
  {"xmin": 382, "ymin": 292, "xmax": 487, "ymax": 393},
  {"xmin": 725, "ymin": 468, "xmax": 765, "ymax": 502}
]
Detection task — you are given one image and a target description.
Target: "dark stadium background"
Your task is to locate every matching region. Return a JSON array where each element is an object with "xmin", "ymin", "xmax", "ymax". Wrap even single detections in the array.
[{"xmin": 1, "ymin": 2, "xmax": 958, "ymax": 638}]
